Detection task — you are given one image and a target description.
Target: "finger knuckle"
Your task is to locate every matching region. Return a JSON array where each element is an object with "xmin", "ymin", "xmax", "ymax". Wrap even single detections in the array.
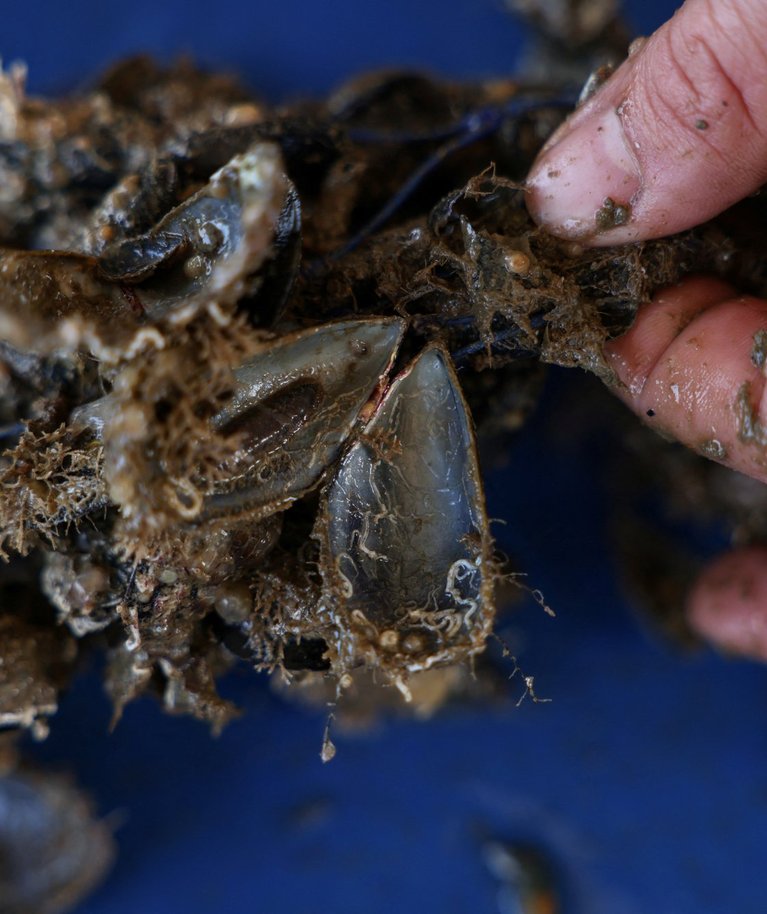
[{"xmin": 652, "ymin": 6, "xmax": 767, "ymax": 154}]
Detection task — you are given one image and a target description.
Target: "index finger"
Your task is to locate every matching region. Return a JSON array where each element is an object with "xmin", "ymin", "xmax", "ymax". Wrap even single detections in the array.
[{"xmin": 605, "ymin": 276, "xmax": 767, "ymax": 483}]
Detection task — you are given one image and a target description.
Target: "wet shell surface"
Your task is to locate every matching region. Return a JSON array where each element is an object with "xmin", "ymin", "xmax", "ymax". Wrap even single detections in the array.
[
  {"xmin": 319, "ymin": 344, "xmax": 495, "ymax": 676},
  {"xmin": 0, "ymin": 142, "xmax": 287, "ymax": 361}
]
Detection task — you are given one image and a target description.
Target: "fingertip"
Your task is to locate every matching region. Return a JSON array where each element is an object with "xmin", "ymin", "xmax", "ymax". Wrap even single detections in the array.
[
  {"xmin": 687, "ymin": 546, "xmax": 767, "ymax": 661},
  {"xmin": 526, "ymin": 0, "xmax": 767, "ymax": 245},
  {"xmin": 605, "ymin": 279, "xmax": 767, "ymax": 484},
  {"xmin": 605, "ymin": 277, "xmax": 737, "ymax": 397},
  {"xmin": 525, "ymin": 103, "xmax": 641, "ymax": 244}
]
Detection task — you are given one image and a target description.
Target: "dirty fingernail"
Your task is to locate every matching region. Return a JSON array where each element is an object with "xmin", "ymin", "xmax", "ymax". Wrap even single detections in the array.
[{"xmin": 526, "ymin": 105, "xmax": 641, "ymax": 241}]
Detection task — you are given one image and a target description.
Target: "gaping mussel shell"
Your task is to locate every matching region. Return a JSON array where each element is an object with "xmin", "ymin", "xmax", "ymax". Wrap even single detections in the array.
[
  {"xmin": 96, "ymin": 144, "xmax": 287, "ymax": 324},
  {"xmin": 72, "ymin": 317, "xmax": 406, "ymax": 525},
  {"xmin": 0, "ymin": 771, "xmax": 113, "ymax": 914},
  {"xmin": 317, "ymin": 344, "xmax": 495, "ymax": 677},
  {"xmin": 206, "ymin": 317, "xmax": 405, "ymax": 520},
  {"xmin": 0, "ymin": 142, "xmax": 286, "ymax": 361}
]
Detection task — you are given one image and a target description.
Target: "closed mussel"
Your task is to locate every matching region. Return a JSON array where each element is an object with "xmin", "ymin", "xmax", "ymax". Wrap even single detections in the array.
[{"xmin": 318, "ymin": 344, "xmax": 495, "ymax": 678}]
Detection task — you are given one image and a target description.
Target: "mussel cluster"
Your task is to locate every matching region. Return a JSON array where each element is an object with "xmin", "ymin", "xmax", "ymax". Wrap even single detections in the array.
[{"xmin": 1, "ymin": 49, "xmax": 764, "ymax": 744}]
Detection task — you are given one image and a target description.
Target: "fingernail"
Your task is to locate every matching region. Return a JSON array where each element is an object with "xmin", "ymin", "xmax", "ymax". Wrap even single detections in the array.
[{"xmin": 527, "ymin": 105, "xmax": 641, "ymax": 241}]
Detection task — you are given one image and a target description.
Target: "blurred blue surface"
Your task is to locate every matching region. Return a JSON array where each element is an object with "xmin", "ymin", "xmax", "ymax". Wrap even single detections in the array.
[
  {"xmin": 12, "ymin": 0, "xmax": 668, "ymax": 99},
  {"xmin": 8, "ymin": 1, "xmax": 767, "ymax": 913}
]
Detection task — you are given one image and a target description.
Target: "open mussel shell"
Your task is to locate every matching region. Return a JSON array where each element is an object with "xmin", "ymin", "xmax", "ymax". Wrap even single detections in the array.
[
  {"xmin": 82, "ymin": 156, "xmax": 181, "ymax": 256},
  {"xmin": 96, "ymin": 141, "xmax": 287, "ymax": 326},
  {"xmin": 317, "ymin": 344, "xmax": 495, "ymax": 677},
  {"xmin": 71, "ymin": 317, "xmax": 406, "ymax": 526},
  {"xmin": 206, "ymin": 317, "xmax": 405, "ymax": 520},
  {"xmin": 0, "ymin": 143, "xmax": 287, "ymax": 362}
]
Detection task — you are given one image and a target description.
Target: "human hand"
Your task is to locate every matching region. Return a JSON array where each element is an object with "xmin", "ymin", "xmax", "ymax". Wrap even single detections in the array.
[{"xmin": 525, "ymin": 0, "xmax": 767, "ymax": 659}]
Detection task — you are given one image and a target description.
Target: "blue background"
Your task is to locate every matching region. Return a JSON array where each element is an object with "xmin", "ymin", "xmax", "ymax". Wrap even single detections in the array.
[{"xmin": 8, "ymin": 1, "xmax": 767, "ymax": 912}]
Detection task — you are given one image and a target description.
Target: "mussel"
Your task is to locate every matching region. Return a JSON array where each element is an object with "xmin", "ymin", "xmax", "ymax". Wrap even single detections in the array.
[{"xmin": 317, "ymin": 344, "xmax": 494, "ymax": 677}]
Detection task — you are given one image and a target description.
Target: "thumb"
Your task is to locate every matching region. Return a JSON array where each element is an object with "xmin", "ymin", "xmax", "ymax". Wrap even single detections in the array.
[{"xmin": 526, "ymin": 0, "xmax": 767, "ymax": 245}]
